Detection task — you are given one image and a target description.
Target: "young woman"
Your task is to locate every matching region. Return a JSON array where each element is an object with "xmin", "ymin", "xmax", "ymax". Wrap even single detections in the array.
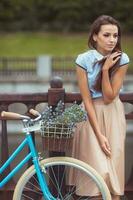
[{"xmin": 70, "ymin": 15, "xmax": 130, "ymax": 200}]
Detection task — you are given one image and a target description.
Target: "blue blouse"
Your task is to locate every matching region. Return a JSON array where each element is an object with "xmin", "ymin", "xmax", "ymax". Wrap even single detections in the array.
[{"xmin": 75, "ymin": 49, "xmax": 130, "ymax": 99}]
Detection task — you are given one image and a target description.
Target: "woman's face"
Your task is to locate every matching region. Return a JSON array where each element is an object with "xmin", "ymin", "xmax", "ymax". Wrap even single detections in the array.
[{"xmin": 93, "ymin": 24, "xmax": 119, "ymax": 55}]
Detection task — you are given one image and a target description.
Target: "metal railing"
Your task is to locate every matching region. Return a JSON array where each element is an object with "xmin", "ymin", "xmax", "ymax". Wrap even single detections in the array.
[{"xmin": 0, "ymin": 56, "xmax": 75, "ymax": 79}]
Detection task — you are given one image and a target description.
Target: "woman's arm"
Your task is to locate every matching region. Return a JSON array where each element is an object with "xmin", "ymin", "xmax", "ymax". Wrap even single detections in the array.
[
  {"xmin": 102, "ymin": 52, "xmax": 128, "ymax": 103},
  {"xmin": 77, "ymin": 66, "xmax": 111, "ymax": 157}
]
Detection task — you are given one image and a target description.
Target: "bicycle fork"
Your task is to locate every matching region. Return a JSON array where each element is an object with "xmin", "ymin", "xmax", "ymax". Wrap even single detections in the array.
[{"xmin": 27, "ymin": 133, "xmax": 56, "ymax": 200}]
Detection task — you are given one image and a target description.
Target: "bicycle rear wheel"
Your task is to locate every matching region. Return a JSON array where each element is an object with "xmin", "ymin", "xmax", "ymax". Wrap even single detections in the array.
[{"xmin": 13, "ymin": 157, "xmax": 111, "ymax": 200}]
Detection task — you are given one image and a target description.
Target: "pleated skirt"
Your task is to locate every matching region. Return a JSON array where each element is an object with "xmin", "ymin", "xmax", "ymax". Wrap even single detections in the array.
[{"xmin": 69, "ymin": 97, "xmax": 126, "ymax": 196}]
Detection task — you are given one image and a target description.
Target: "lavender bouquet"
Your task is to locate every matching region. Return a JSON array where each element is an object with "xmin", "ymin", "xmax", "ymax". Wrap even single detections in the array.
[{"xmin": 40, "ymin": 101, "xmax": 87, "ymax": 138}]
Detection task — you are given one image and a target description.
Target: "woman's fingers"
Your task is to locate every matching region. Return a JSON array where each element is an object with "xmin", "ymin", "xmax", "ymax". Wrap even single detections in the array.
[
  {"xmin": 101, "ymin": 141, "xmax": 111, "ymax": 157},
  {"xmin": 105, "ymin": 143, "xmax": 111, "ymax": 157},
  {"xmin": 102, "ymin": 146, "xmax": 111, "ymax": 157},
  {"xmin": 111, "ymin": 51, "xmax": 121, "ymax": 57},
  {"xmin": 98, "ymin": 134, "xmax": 111, "ymax": 157},
  {"xmin": 110, "ymin": 52, "xmax": 121, "ymax": 61},
  {"xmin": 113, "ymin": 56, "xmax": 121, "ymax": 63},
  {"xmin": 103, "ymin": 51, "xmax": 121, "ymax": 69},
  {"xmin": 106, "ymin": 139, "xmax": 111, "ymax": 151}
]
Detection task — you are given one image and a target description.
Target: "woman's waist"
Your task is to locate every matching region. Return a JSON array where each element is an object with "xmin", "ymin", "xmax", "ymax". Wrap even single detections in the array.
[{"xmin": 92, "ymin": 96, "xmax": 120, "ymax": 105}]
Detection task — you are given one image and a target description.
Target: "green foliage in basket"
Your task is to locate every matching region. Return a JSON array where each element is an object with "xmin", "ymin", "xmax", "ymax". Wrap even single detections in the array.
[{"xmin": 41, "ymin": 101, "xmax": 87, "ymax": 127}]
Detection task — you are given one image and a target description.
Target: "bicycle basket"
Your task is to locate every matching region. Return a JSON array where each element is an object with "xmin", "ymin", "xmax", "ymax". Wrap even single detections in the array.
[{"xmin": 40, "ymin": 121, "xmax": 74, "ymax": 139}]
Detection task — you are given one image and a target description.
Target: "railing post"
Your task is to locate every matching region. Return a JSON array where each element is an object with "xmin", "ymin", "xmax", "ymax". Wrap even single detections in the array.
[
  {"xmin": 48, "ymin": 76, "xmax": 65, "ymax": 106},
  {"xmin": 43, "ymin": 76, "xmax": 66, "ymax": 152}
]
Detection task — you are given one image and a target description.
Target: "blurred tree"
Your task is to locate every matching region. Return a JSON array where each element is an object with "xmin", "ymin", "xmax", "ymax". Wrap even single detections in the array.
[{"xmin": 0, "ymin": 0, "xmax": 132, "ymax": 33}]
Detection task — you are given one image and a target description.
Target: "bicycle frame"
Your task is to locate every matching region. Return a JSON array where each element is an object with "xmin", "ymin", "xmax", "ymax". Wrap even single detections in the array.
[{"xmin": 0, "ymin": 131, "xmax": 56, "ymax": 200}]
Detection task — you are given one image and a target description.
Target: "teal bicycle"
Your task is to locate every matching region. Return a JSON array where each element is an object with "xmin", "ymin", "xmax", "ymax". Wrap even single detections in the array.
[{"xmin": 0, "ymin": 109, "xmax": 111, "ymax": 200}]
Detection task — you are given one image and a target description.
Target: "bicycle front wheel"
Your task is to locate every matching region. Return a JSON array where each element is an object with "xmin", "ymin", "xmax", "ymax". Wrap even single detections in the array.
[{"xmin": 13, "ymin": 157, "xmax": 111, "ymax": 200}]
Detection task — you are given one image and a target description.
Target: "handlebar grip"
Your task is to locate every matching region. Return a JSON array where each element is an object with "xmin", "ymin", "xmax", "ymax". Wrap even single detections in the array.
[
  {"xmin": 1, "ymin": 111, "xmax": 28, "ymax": 120},
  {"xmin": 29, "ymin": 109, "xmax": 40, "ymax": 116}
]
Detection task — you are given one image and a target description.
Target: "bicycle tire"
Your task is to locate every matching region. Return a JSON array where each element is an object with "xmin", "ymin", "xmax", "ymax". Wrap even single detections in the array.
[{"xmin": 13, "ymin": 157, "xmax": 111, "ymax": 200}]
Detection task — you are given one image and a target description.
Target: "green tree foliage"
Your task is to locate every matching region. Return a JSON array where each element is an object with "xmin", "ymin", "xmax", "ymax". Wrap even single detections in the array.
[{"xmin": 0, "ymin": 0, "xmax": 132, "ymax": 32}]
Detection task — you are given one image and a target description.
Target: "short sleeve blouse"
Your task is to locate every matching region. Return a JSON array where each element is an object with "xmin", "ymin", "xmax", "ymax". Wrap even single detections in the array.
[{"xmin": 75, "ymin": 49, "xmax": 130, "ymax": 99}]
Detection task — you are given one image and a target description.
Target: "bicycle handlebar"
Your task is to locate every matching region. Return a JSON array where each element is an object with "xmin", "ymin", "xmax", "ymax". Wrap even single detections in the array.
[
  {"xmin": 29, "ymin": 109, "xmax": 40, "ymax": 117},
  {"xmin": 1, "ymin": 109, "xmax": 42, "ymax": 122},
  {"xmin": 1, "ymin": 110, "xmax": 42, "ymax": 133},
  {"xmin": 1, "ymin": 111, "xmax": 30, "ymax": 120}
]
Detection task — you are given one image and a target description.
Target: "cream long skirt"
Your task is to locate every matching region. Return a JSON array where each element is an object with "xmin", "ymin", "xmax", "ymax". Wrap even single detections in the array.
[{"xmin": 69, "ymin": 97, "xmax": 126, "ymax": 196}]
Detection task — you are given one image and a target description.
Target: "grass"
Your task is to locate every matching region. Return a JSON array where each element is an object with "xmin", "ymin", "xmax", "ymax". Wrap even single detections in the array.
[
  {"xmin": 0, "ymin": 32, "xmax": 132, "ymax": 71},
  {"xmin": 0, "ymin": 32, "xmax": 88, "ymax": 57}
]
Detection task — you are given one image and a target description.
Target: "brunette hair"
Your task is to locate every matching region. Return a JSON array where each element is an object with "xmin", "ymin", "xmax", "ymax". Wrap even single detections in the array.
[{"xmin": 88, "ymin": 15, "xmax": 122, "ymax": 91}]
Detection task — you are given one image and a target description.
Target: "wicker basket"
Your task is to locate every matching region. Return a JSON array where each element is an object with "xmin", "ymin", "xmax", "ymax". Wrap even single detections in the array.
[
  {"xmin": 40, "ymin": 121, "xmax": 74, "ymax": 152},
  {"xmin": 40, "ymin": 121, "xmax": 74, "ymax": 139}
]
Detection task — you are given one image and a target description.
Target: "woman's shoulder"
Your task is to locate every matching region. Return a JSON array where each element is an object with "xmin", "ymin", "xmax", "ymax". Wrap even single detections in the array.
[
  {"xmin": 75, "ymin": 50, "xmax": 95, "ymax": 69},
  {"xmin": 76, "ymin": 50, "xmax": 94, "ymax": 59},
  {"xmin": 120, "ymin": 52, "xmax": 130, "ymax": 67}
]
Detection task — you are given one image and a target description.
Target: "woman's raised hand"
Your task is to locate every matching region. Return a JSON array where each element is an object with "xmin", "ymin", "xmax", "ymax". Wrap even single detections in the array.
[{"xmin": 103, "ymin": 51, "xmax": 121, "ymax": 70}]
